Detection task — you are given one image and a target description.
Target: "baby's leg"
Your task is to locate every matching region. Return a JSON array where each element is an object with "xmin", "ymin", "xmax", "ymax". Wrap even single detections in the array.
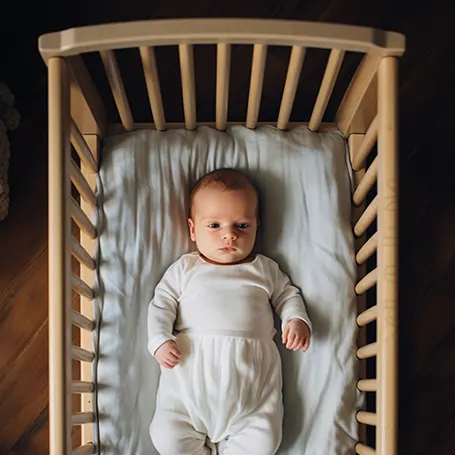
[
  {"xmin": 220, "ymin": 412, "xmax": 282, "ymax": 455},
  {"xmin": 150, "ymin": 409, "xmax": 212, "ymax": 455}
]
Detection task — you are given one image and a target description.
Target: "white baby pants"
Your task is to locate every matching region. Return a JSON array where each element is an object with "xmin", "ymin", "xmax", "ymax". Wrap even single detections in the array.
[{"xmin": 150, "ymin": 331, "xmax": 283, "ymax": 455}]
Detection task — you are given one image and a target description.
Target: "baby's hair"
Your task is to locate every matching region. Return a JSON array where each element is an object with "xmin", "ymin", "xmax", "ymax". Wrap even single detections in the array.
[{"xmin": 189, "ymin": 168, "xmax": 259, "ymax": 218}]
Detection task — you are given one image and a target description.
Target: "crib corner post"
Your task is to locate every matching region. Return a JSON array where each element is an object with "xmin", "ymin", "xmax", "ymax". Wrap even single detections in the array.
[
  {"xmin": 48, "ymin": 56, "xmax": 73, "ymax": 455},
  {"xmin": 377, "ymin": 56, "xmax": 399, "ymax": 455}
]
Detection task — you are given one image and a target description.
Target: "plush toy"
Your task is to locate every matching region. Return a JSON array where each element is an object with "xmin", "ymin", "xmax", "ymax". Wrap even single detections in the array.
[{"xmin": 0, "ymin": 82, "xmax": 20, "ymax": 222}]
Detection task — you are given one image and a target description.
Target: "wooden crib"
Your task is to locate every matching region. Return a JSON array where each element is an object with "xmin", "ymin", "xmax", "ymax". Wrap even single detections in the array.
[{"xmin": 38, "ymin": 18, "xmax": 405, "ymax": 455}]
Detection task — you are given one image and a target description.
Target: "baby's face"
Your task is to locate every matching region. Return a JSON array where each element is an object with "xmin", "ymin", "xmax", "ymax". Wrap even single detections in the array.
[{"xmin": 188, "ymin": 187, "xmax": 258, "ymax": 264}]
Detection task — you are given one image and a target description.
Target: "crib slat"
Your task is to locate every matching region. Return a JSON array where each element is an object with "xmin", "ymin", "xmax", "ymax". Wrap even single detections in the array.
[
  {"xmin": 71, "ymin": 197, "xmax": 96, "ymax": 239},
  {"xmin": 336, "ymin": 53, "xmax": 381, "ymax": 136},
  {"xmin": 70, "ymin": 159, "xmax": 96, "ymax": 208},
  {"xmin": 354, "ymin": 196, "xmax": 378, "ymax": 237},
  {"xmin": 72, "ymin": 309, "xmax": 95, "ymax": 332},
  {"xmin": 72, "ymin": 381, "xmax": 95, "ymax": 394},
  {"xmin": 216, "ymin": 43, "xmax": 231, "ymax": 131},
  {"xmin": 355, "ymin": 268, "xmax": 377, "ymax": 295},
  {"xmin": 72, "ymin": 345, "xmax": 95, "ymax": 363},
  {"xmin": 356, "ymin": 411, "xmax": 377, "ymax": 426},
  {"xmin": 139, "ymin": 46, "xmax": 166, "ymax": 131},
  {"xmin": 66, "ymin": 55, "xmax": 107, "ymax": 137},
  {"xmin": 309, "ymin": 49, "xmax": 345, "ymax": 131},
  {"xmin": 357, "ymin": 342, "xmax": 378, "ymax": 359},
  {"xmin": 71, "ymin": 236, "xmax": 95, "ymax": 270},
  {"xmin": 179, "ymin": 44, "xmax": 197, "ymax": 130},
  {"xmin": 356, "ymin": 305, "xmax": 377, "ymax": 327},
  {"xmin": 357, "ymin": 379, "xmax": 377, "ymax": 392},
  {"xmin": 355, "ymin": 442, "xmax": 376, "ymax": 455},
  {"xmin": 352, "ymin": 115, "xmax": 378, "ymax": 170},
  {"xmin": 353, "ymin": 157, "xmax": 378, "ymax": 205},
  {"xmin": 73, "ymin": 443, "xmax": 95, "ymax": 455},
  {"xmin": 72, "ymin": 274, "xmax": 94, "ymax": 300},
  {"xmin": 72, "ymin": 412, "xmax": 95, "ymax": 426},
  {"xmin": 100, "ymin": 50, "xmax": 134, "ymax": 131},
  {"xmin": 356, "ymin": 232, "xmax": 378, "ymax": 265},
  {"xmin": 277, "ymin": 46, "xmax": 306, "ymax": 130},
  {"xmin": 246, "ymin": 44, "xmax": 268, "ymax": 129},
  {"xmin": 70, "ymin": 119, "xmax": 98, "ymax": 173}
]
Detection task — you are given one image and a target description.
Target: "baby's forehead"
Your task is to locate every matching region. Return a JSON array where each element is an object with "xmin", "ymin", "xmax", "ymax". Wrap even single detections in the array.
[
  {"xmin": 191, "ymin": 187, "xmax": 258, "ymax": 215},
  {"xmin": 193, "ymin": 186, "xmax": 256, "ymax": 203}
]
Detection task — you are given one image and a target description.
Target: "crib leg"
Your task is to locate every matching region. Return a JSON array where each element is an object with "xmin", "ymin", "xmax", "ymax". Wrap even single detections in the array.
[
  {"xmin": 48, "ymin": 56, "xmax": 72, "ymax": 455},
  {"xmin": 377, "ymin": 56, "xmax": 399, "ymax": 455}
]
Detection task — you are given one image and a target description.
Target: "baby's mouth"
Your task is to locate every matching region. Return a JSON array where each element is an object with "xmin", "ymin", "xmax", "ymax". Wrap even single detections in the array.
[{"xmin": 219, "ymin": 246, "xmax": 237, "ymax": 253}]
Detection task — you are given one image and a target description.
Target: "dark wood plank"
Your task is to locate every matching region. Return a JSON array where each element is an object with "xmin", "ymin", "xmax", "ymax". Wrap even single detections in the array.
[
  {"xmin": 0, "ymin": 321, "xmax": 48, "ymax": 453},
  {"xmin": 7, "ymin": 407, "xmax": 49, "ymax": 455},
  {"xmin": 0, "ymin": 248, "xmax": 48, "ymax": 380}
]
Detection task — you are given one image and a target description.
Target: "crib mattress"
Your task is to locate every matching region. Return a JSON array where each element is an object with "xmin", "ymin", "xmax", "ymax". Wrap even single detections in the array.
[{"xmin": 93, "ymin": 125, "xmax": 361, "ymax": 455}]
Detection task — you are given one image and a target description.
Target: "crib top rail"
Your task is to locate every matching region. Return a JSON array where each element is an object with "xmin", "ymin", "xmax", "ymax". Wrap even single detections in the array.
[{"xmin": 38, "ymin": 18, "xmax": 405, "ymax": 60}]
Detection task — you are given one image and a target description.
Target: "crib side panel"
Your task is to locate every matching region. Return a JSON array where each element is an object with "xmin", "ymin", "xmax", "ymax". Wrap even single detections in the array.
[
  {"xmin": 349, "ymin": 54, "xmax": 400, "ymax": 455},
  {"xmin": 67, "ymin": 126, "xmax": 99, "ymax": 454},
  {"xmin": 78, "ymin": 135, "xmax": 99, "ymax": 448},
  {"xmin": 351, "ymin": 119, "xmax": 379, "ymax": 454},
  {"xmin": 38, "ymin": 18, "xmax": 404, "ymax": 137},
  {"xmin": 67, "ymin": 79, "xmax": 99, "ymax": 453}
]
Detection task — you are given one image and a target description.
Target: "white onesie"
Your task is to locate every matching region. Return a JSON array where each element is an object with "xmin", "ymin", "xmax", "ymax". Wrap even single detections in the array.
[{"xmin": 147, "ymin": 252, "xmax": 312, "ymax": 455}]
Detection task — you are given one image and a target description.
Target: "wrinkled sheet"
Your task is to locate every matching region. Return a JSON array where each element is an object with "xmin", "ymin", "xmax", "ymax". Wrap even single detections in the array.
[{"xmin": 92, "ymin": 125, "xmax": 362, "ymax": 455}]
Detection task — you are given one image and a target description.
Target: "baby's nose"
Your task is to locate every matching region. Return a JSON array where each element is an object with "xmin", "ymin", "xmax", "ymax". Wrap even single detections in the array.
[{"xmin": 222, "ymin": 229, "xmax": 237, "ymax": 240}]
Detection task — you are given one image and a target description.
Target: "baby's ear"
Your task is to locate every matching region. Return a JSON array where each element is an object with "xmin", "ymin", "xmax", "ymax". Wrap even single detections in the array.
[{"xmin": 188, "ymin": 218, "xmax": 196, "ymax": 242}]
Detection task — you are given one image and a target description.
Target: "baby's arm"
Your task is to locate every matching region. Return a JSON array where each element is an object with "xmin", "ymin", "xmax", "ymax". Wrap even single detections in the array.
[
  {"xmin": 147, "ymin": 261, "xmax": 182, "ymax": 367},
  {"xmin": 268, "ymin": 259, "xmax": 312, "ymax": 352}
]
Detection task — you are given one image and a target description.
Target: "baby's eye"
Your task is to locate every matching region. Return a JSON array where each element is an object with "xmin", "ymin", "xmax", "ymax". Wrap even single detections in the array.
[
  {"xmin": 208, "ymin": 223, "xmax": 220, "ymax": 229},
  {"xmin": 236, "ymin": 223, "xmax": 249, "ymax": 229}
]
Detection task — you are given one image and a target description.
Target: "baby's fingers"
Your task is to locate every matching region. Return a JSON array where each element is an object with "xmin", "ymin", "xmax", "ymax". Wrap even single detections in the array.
[
  {"xmin": 301, "ymin": 337, "xmax": 311, "ymax": 352},
  {"xmin": 165, "ymin": 355, "xmax": 179, "ymax": 367},
  {"xmin": 286, "ymin": 331, "xmax": 297, "ymax": 349},
  {"xmin": 167, "ymin": 351, "xmax": 181, "ymax": 363},
  {"xmin": 282, "ymin": 326, "xmax": 290, "ymax": 344},
  {"xmin": 170, "ymin": 346, "xmax": 182, "ymax": 359},
  {"xmin": 292, "ymin": 338, "xmax": 304, "ymax": 351},
  {"xmin": 290, "ymin": 336, "xmax": 302, "ymax": 351}
]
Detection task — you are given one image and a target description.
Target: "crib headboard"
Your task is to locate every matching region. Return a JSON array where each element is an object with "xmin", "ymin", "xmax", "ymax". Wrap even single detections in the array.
[{"xmin": 39, "ymin": 18, "xmax": 405, "ymax": 455}]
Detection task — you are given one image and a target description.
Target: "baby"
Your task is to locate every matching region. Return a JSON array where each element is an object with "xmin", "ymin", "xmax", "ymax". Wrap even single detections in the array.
[{"xmin": 147, "ymin": 168, "xmax": 312, "ymax": 455}]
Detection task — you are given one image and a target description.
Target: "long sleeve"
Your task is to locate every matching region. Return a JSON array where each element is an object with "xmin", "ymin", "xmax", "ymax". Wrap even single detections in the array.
[
  {"xmin": 268, "ymin": 259, "xmax": 312, "ymax": 333},
  {"xmin": 147, "ymin": 260, "xmax": 182, "ymax": 356}
]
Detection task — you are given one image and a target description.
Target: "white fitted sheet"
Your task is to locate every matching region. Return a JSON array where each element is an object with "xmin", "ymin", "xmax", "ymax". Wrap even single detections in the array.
[{"xmin": 92, "ymin": 125, "xmax": 361, "ymax": 455}]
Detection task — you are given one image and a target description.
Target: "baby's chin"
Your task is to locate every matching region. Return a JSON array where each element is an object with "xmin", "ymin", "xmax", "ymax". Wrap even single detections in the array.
[{"xmin": 201, "ymin": 249, "xmax": 252, "ymax": 265}]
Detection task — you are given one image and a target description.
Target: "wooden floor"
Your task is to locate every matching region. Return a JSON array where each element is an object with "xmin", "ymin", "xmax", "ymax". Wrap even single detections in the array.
[{"xmin": 1, "ymin": 0, "xmax": 455, "ymax": 453}]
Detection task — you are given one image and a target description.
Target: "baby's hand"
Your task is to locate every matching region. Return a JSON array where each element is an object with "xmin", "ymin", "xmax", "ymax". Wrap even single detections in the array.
[
  {"xmin": 282, "ymin": 319, "xmax": 311, "ymax": 352},
  {"xmin": 154, "ymin": 340, "xmax": 182, "ymax": 369}
]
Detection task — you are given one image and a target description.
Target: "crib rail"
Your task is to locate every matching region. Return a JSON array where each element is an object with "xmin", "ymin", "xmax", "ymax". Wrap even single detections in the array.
[
  {"xmin": 39, "ymin": 19, "xmax": 405, "ymax": 59},
  {"xmin": 43, "ymin": 18, "xmax": 402, "ymax": 455},
  {"xmin": 39, "ymin": 19, "xmax": 404, "ymax": 137}
]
